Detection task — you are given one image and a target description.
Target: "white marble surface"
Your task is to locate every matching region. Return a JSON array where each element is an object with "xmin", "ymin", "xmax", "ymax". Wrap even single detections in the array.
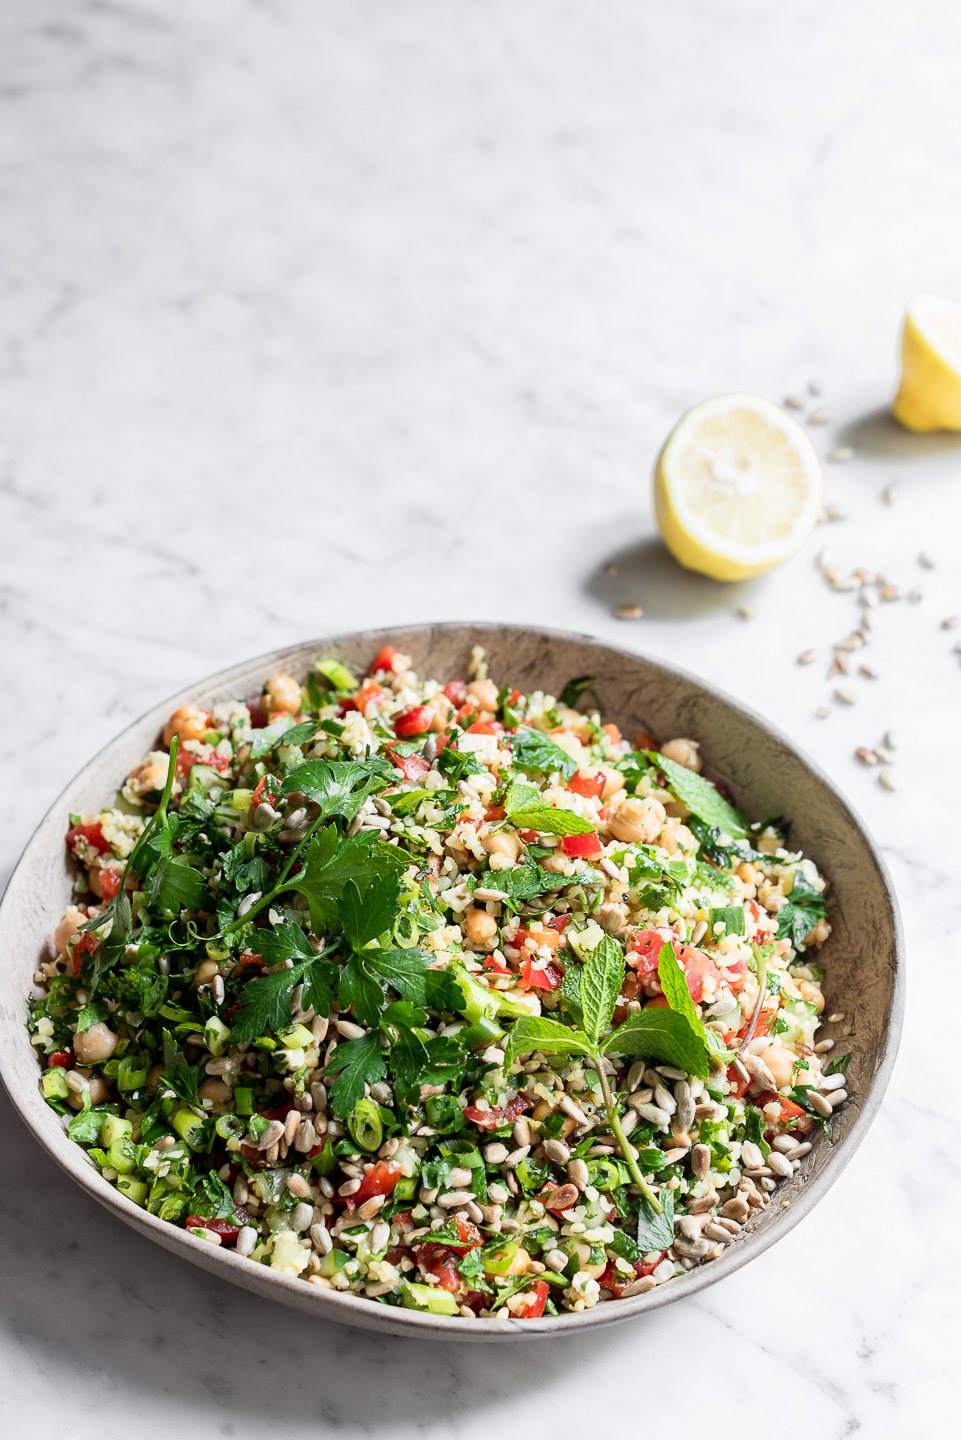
[{"xmin": 2, "ymin": 1, "xmax": 960, "ymax": 1434}]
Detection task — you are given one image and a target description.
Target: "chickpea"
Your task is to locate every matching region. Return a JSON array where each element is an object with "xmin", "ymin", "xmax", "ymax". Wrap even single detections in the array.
[
  {"xmin": 798, "ymin": 980, "xmax": 825, "ymax": 1013},
  {"xmin": 598, "ymin": 767, "xmax": 626, "ymax": 800},
  {"xmin": 198, "ymin": 1077, "xmax": 232, "ymax": 1105},
  {"xmin": 74, "ymin": 1022, "xmax": 119, "ymax": 1065},
  {"xmin": 54, "ymin": 906, "xmax": 86, "ymax": 957},
  {"xmin": 425, "ymin": 693, "xmax": 455, "ymax": 732},
  {"xmin": 737, "ymin": 862, "xmax": 758, "ymax": 886},
  {"xmin": 608, "ymin": 796, "xmax": 666, "ymax": 845},
  {"xmin": 572, "ymin": 1241, "xmax": 608, "ymax": 1280},
  {"xmin": 482, "ymin": 832, "xmax": 523, "ymax": 863},
  {"xmin": 127, "ymin": 762, "xmax": 170, "ymax": 797},
  {"xmin": 659, "ymin": 738, "xmax": 702, "ymax": 773},
  {"xmin": 658, "ymin": 822, "xmax": 696, "ymax": 856},
  {"xmin": 761, "ymin": 1045, "xmax": 797, "ymax": 1090},
  {"xmin": 466, "ymin": 678, "xmax": 499, "ymax": 713},
  {"xmin": 263, "ymin": 671, "xmax": 303, "ymax": 716},
  {"xmin": 803, "ymin": 917, "xmax": 832, "ymax": 948},
  {"xmin": 556, "ymin": 707, "xmax": 593, "ymax": 740},
  {"xmin": 531, "ymin": 1099, "xmax": 554, "ymax": 1121},
  {"xmin": 67, "ymin": 1072, "xmax": 111, "ymax": 1109},
  {"xmin": 162, "ymin": 705, "xmax": 209, "ymax": 747},
  {"xmin": 463, "ymin": 908, "xmax": 498, "ymax": 947},
  {"xmin": 192, "ymin": 958, "xmax": 222, "ymax": 989}
]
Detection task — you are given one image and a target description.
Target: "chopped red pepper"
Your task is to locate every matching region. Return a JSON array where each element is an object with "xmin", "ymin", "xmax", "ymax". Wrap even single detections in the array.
[
  {"xmin": 48, "ymin": 1051, "xmax": 74, "ymax": 1069},
  {"xmin": 562, "ymin": 831, "xmax": 603, "ymax": 859},
  {"xmin": 395, "ymin": 706, "xmax": 432, "ymax": 738},
  {"xmin": 599, "ymin": 1250, "xmax": 666, "ymax": 1297},
  {"xmin": 185, "ymin": 1211, "xmax": 253, "ymax": 1245},
  {"xmin": 412, "ymin": 1243, "xmax": 461, "ymax": 1292},
  {"xmin": 99, "ymin": 869, "xmax": 122, "ymax": 901},
  {"xmin": 466, "ymin": 721, "xmax": 499, "ymax": 736},
  {"xmin": 71, "ymin": 931, "xmax": 98, "ymax": 976},
  {"xmin": 350, "ymin": 1161, "xmax": 402, "ymax": 1208},
  {"xmin": 511, "ymin": 1279, "xmax": 549, "ymax": 1318},
  {"xmin": 484, "ymin": 803, "xmax": 506, "ymax": 822},
  {"xmin": 66, "ymin": 822, "xmax": 110, "ymax": 854},
  {"xmin": 251, "ymin": 774, "xmax": 282, "ymax": 809},
  {"xmin": 247, "ymin": 705, "xmax": 270, "ymax": 729},
  {"xmin": 462, "ymin": 1095, "xmax": 531, "ymax": 1130},
  {"xmin": 726, "ymin": 1063, "xmax": 750, "ymax": 1099},
  {"xmin": 602, "ymin": 723, "xmax": 623, "ymax": 746},
  {"xmin": 513, "ymin": 925, "xmax": 563, "ymax": 952},
  {"xmin": 753, "ymin": 1090, "xmax": 807, "ymax": 1120},
  {"xmin": 355, "ymin": 680, "xmax": 388, "ymax": 715},
  {"xmin": 443, "ymin": 681, "xmax": 467, "ymax": 705},
  {"xmin": 520, "ymin": 957, "xmax": 563, "ymax": 990},
  {"xmin": 567, "ymin": 771, "xmax": 605, "ymax": 800},
  {"xmin": 483, "ymin": 953, "xmax": 512, "ymax": 976},
  {"xmin": 370, "ymin": 645, "xmax": 397, "ymax": 674}
]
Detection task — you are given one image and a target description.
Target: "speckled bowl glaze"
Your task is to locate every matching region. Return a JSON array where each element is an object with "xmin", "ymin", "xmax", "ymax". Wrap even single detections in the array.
[{"xmin": 0, "ymin": 624, "xmax": 903, "ymax": 1340}]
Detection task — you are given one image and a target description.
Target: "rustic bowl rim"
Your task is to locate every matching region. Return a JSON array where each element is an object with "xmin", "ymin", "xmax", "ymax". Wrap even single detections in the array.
[{"xmin": 0, "ymin": 622, "xmax": 904, "ymax": 1341}]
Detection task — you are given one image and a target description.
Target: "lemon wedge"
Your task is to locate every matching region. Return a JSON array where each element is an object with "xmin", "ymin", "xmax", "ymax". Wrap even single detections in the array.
[
  {"xmin": 653, "ymin": 393, "xmax": 824, "ymax": 582},
  {"xmin": 892, "ymin": 293, "xmax": 961, "ymax": 432}
]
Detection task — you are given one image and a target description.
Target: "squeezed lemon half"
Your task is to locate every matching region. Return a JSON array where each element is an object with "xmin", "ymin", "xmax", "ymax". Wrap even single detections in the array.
[
  {"xmin": 653, "ymin": 392, "xmax": 824, "ymax": 581},
  {"xmin": 892, "ymin": 292, "xmax": 961, "ymax": 432}
]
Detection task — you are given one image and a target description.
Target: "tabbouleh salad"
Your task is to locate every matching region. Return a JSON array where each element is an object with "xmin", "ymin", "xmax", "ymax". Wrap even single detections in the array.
[{"xmin": 28, "ymin": 644, "xmax": 850, "ymax": 1321}]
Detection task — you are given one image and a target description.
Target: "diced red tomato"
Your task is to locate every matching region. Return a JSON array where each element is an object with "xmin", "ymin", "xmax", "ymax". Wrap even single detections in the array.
[
  {"xmin": 455, "ymin": 703, "xmax": 479, "ymax": 725},
  {"xmin": 395, "ymin": 706, "xmax": 432, "ymax": 737},
  {"xmin": 387, "ymin": 747, "xmax": 431, "ymax": 781},
  {"xmin": 645, "ymin": 994, "xmax": 671, "ymax": 1009},
  {"xmin": 66, "ymin": 822, "xmax": 110, "ymax": 854},
  {"xmin": 562, "ymin": 831, "xmax": 602, "ymax": 859},
  {"xmin": 48, "ymin": 1051, "xmax": 74, "ymax": 1069},
  {"xmin": 512, "ymin": 1280, "xmax": 549, "ymax": 1318},
  {"xmin": 351, "ymin": 1161, "xmax": 402, "ymax": 1207},
  {"xmin": 549, "ymin": 914, "xmax": 571, "ymax": 933},
  {"xmin": 518, "ymin": 829, "xmax": 538, "ymax": 843},
  {"xmin": 184, "ymin": 1211, "xmax": 253, "ymax": 1245},
  {"xmin": 724, "ymin": 955, "xmax": 751, "ymax": 992},
  {"xmin": 370, "ymin": 645, "xmax": 397, "ymax": 674},
  {"xmin": 260, "ymin": 1100, "xmax": 296, "ymax": 1122},
  {"xmin": 467, "ymin": 721, "xmax": 500, "ymax": 736},
  {"xmin": 99, "ymin": 869, "xmax": 122, "ymax": 901},
  {"xmin": 629, "ymin": 928, "xmax": 674, "ymax": 976},
  {"xmin": 251, "ymin": 774, "xmax": 282, "ymax": 809},
  {"xmin": 726, "ymin": 1062, "xmax": 750, "ymax": 1099},
  {"xmin": 355, "ymin": 680, "xmax": 387, "ymax": 715},
  {"xmin": 567, "ymin": 771, "xmax": 605, "ymax": 800},
  {"xmin": 236, "ymin": 951, "xmax": 264, "ymax": 972},
  {"xmin": 484, "ymin": 803, "xmax": 506, "ymax": 822},
  {"xmin": 520, "ymin": 957, "xmax": 563, "ymax": 990},
  {"xmin": 461, "ymin": 1290, "xmax": 488, "ymax": 1315},
  {"xmin": 753, "ymin": 1090, "xmax": 807, "ymax": 1120},
  {"xmin": 462, "ymin": 1095, "xmax": 531, "ymax": 1130},
  {"xmin": 443, "ymin": 681, "xmax": 467, "ymax": 706},
  {"xmin": 600, "ymin": 1250, "xmax": 666, "ymax": 1297},
  {"xmin": 602, "ymin": 723, "xmax": 623, "ymax": 746},
  {"xmin": 412, "ymin": 1243, "xmax": 461, "ymax": 1292},
  {"xmin": 483, "ymin": 953, "xmax": 512, "ymax": 976},
  {"xmin": 612, "ymin": 970, "xmax": 642, "ymax": 1026},
  {"xmin": 676, "ymin": 946, "xmax": 721, "ymax": 1003},
  {"xmin": 442, "ymin": 1217, "xmax": 484, "ymax": 1255},
  {"xmin": 71, "ymin": 931, "xmax": 98, "ymax": 976},
  {"xmin": 247, "ymin": 705, "xmax": 269, "ymax": 729}
]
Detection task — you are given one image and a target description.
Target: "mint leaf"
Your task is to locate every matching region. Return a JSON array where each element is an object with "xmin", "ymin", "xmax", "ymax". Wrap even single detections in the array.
[
  {"xmin": 602, "ymin": 1008, "xmax": 711, "ymax": 1079},
  {"xmin": 503, "ymin": 1016, "xmax": 590, "ymax": 1069},
  {"xmin": 558, "ymin": 676, "xmax": 601, "ymax": 712},
  {"xmin": 826, "ymin": 1051, "xmax": 852, "ymax": 1076},
  {"xmin": 507, "ymin": 727, "xmax": 577, "ymax": 782},
  {"xmin": 656, "ymin": 942, "xmax": 700, "ymax": 1029},
  {"xmin": 505, "ymin": 806, "xmax": 594, "ymax": 837},
  {"xmin": 326, "ymin": 1032, "xmax": 387, "ymax": 1117},
  {"xmin": 161, "ymin": 1030, "xmax": 201, "ymax": 1106},
  {"xmin": 338, "ymin": 874, "xmax": 402, "ymax": 951},
  {"xmin": 503, "ymin": 781, "xmax": 540, "ymax": 813},
  {"xmin": 249, "ymin": 716, "xmax": 293, "ymax": 760},
  {"xmin": 646, "ymin": 752, "xmax": 748, "ymax": 838},
  {"xmin": 559, "ymin": 963, "xmax": 583, "ymax": 1024},
  {"xmin": 775, "ymin": 902, "xmax": 824, "ymax": 947},
  {"xmin": 579, "ymin": 935, "xmax": 625, "ymax": 1044},
  {"xmin": 636, "ymin": 1187, "xmax": 674, "ymax": 1252},
  {"xmin": 708, "ymin": 907, "xmax": 745, "ymax": 938},
  {"xmin": 473, "ymin": 856, "xmax": 604, "ymax": 913}
]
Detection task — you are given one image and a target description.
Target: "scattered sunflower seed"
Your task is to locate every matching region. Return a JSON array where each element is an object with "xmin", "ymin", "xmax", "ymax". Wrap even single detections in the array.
[
  {"xmin": 882, "ymin": 484, "xmax": 898, "ymax": 504},
  {"xmin": 918, "ymin": 552, "xmax": 935, "ymax": 569},
  {"xmin": 941, "ymin": 616, "xmax": 959, "ymax": 629},
  {"xmin": 816, "ymin": 707, "xmax": 831, "ymax": 719},
  {"xmin": 603, "ymin": 563, "xmax": 617, "ymax": 574},
  {"xmin": 855, "ymin": 747, "xmax": 878, "ymax": 766},
  {"xmin": 834, "ymin": 688, "xmax": 858, "ymax": 705},
  {"xmin": 785, "ymin": 395, "xmax": 805, "ymax": 409},
  {"xmin": 817, "ymin": 548, "xmax": 833, "ymax": 570},
  {"xmin": 858, "ymin": 664, "xmax": 878, "ymax": 679},
  {"xmin": 828, "ymin": 446, "xmax": 854, "ymax": 463},
  {"xmin": 859, "ymin": 587, "xmax": 876, "ymax": 607},
  {"xmin": 736, "ymin": 604, "xmax": 756, "ymax": 620},
  {"xmin": 827, "ymin": 654, "xmax": 849, "ymax": 678},
  {"xmin": 828, "ymin": 1012, "xmax": 846, "ymax": 1023},
  {"xmin": 836, "ymin": 633, "xmax": 864, "ymax": 652},
  {"xmin": 907, "ymin": 587, "xmax": 922, "ymax": 603},
  {"xmin": 809, "ymin": 378, "xmax": 824, "ymax": 395},
  {"xmin": 614, "ymin": 605, "xmax": 643, "ymax": 620},
  {"xmin": 824, "ymin": 505, "xmax": 847, "ymax": 521},
  {"xmin": 879, "ymin": 771, "xmax": 896, "ymax": 792},
  {"xmin": 874, "ymin": 745, "xmax": 893, "ymax": 763},
  {"xmin": 860, "ymin": 609, "xmax": 874, "ymax": 630},
  {"xmin": 883, "ymin": 729, "xmax": 897, "ymax": 749},
  {"xmin": 797, "ymin": 649, "xmax": 818, "ymax": 665},
  {"xmin": 880, "ymin": 585, "xmax": 900, "ymax": 602},
  {"xmin": 808, "ymin": 407, "xmax": 831, "ymax": 424}
]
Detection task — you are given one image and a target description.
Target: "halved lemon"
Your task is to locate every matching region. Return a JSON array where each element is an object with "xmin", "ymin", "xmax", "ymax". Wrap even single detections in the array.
[
  {"xmin": 653, "ymin": 393, "xmax": 824, "ymax": 581},
  {"xmin": 892, "ymin": 292, "xmax": 961, "ymax": 432}
]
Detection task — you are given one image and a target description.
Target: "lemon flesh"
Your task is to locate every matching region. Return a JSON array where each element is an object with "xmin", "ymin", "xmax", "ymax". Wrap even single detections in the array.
[
  {"xmin": 653, "ymin": 393, "xmax": 824, "ymax": 582},
  {"xmin": 892, "ymin": 293, "xmax": 961, "ymax": 432}
]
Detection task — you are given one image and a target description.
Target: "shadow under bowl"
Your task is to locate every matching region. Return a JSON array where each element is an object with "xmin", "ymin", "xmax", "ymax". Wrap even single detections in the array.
[{"xmin": 0, "ymin": 623, "xmax": 903, "ymax": 1341}]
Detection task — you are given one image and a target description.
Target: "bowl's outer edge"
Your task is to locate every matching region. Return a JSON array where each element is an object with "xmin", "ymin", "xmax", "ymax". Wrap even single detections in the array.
[{"xmin": 0, "ymin": 622, "xmax": 904, "ymax": 1341}]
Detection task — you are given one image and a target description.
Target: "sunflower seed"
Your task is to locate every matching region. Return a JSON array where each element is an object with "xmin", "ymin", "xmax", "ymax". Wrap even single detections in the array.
[
  {"xmin": 785, "ymin": 395, "xmax": 805, "ymax": 408},
  {"xmin": 816, "ymin": 707, "xmax": 830, "ymax": 718},
  {"xmin": 918, "ymin": 552, "xmax": 935, "ymax": 568},
  {"xmin": 809, "ymin": 407, "xmax": 831, "ymax": 424},
  {"xmin": 941, "ymin": 616, "xmax": 959, "ymax": 629},
  {"xmin": 828, "ymin": 447, "xmax": 854, "ymax": 462},
  {"xmin": 882, "ymin": 484, "xmax": 898, "ymax": 504},
  {"xmin": 855, "ymin": 747, "xmax": 877, "ymax": 766},
  {"xmin": 809, "ymin": 378, "xmax": 824, "ymax": 395},
  {"xmin": 879, "ymin": 770, "xmax": 896, "ymax": 791},
  {"xmin": 858, "ymin": 665, "xmax": 878, "ymax": 679},
  {"xmin": 736, "ymin": 604, "xmax": 756, "ymax": 620},
  {"xmin": 834, "ymin": 689, "xmax": 858, "ymax": 705},
  {"xmin": 798, "ymin": 649, "xmax": 818, "ymax": 665},
  {"xmin": 615, "ymin": 605, "xmax": 643, "ymax": 620},
  {"xmin": 807, "ymin": 1090, "xmax": 833, "ymax": 1118},
  {"xmin": 874, "ymin": 745, "xmax": 893, "ymax": 762}
]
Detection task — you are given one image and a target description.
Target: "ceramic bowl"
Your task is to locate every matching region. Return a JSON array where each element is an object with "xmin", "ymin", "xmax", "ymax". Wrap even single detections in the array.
[{"xmin": 0, "ymin": 624, "xmax": 903, "ymax": 1340}]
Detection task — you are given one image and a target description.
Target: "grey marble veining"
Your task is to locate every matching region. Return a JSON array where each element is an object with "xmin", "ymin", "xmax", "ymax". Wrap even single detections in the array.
[{"xmin": 1, "ymin": 1, "xmax": 960, "ymax": 1435}]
